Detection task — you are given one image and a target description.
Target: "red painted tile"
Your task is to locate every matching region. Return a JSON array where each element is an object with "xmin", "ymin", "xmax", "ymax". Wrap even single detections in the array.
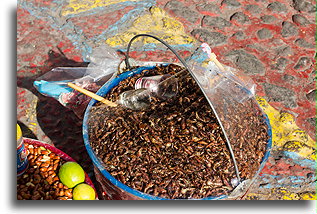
[{"xmin": 68, "ymin": 6, "xmax": 135, "ymax": 39}]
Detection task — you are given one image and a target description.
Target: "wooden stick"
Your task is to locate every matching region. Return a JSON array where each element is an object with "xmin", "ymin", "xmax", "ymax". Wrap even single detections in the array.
[
  {"xmin": 209, "ymin": 52, "xmax": 247, "ymax": 88},
  {"xmin": 67, "ymin": 82, "xmax": 118, "ymax": 107},
  {"xmin": 209, "ymin": 52, "xmax": 225, "ymax": 72}
]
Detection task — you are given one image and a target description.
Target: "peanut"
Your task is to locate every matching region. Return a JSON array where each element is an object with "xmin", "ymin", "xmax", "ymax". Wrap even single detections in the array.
[
  {"xmin": 41, "ymin": 162, "xmax": 50, "ymax": 168},
  {"xmin": 40, "ymin": 167, "xmax": 47, "ymax": 172},
  {"xmin": 17, "ymin": 143, "xmax": 76, "ymax": 200},
  {"xmin": 41, "ymin": 150, "xmax": 49, "ymax": 155},
  {"xmin": 65, "ymin": 189, "xmax": 72, "ymax": 198}
]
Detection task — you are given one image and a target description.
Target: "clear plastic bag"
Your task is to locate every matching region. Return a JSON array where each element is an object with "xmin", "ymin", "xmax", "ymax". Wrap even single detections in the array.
[
  {"xmin": 33, "ymin": 45, "xmax": 121, "ymax": 118},
  {"xmin": 189, "ymin": 60, "xmax": 271, "ymax": 193},
  {"xmin": 190, "ymin": 61, "xmax": 256, "ymax": 103},
  {"xmin": 84, "ymin": 44, "xmax": 121, "ymax": 81}
]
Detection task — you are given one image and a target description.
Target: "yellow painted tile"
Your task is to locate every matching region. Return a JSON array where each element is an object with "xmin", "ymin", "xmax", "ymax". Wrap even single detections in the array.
[
  {"xmin": 61, "ymin": 0, "xmax": 139, "ymax": 16},
  {"xmin": 244, "ymin": 193, "xmax": 261, "ymax": 200},
  {"xmin": 105, "ymin": 7, "xmax": 196, "ymax": 47},
  {"xmin": 298, "ymin": 192, "xmax": 316, "ymax": 200},
  {"xmin": 256, "ymin": 97, "xmax": 315, "ymax": 160},
  {"xmin": 271, "ymin": 187, "xmax": 300, "ymax": 200}
]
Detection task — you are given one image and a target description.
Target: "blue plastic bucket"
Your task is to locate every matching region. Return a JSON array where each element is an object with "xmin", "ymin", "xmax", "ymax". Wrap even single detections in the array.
[{"xmin": 82, "ymin": 65, "xmax": 272, "ymax": 200}]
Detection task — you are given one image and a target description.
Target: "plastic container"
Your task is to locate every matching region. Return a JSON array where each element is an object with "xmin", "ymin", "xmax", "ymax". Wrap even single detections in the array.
[
  {"xmin": 117, "ymin": 88, "xmax": 152, "ymax": 111},
  {"xmin": 17, "ymin": 124, "xmax": 28, "ymax": 176},
  {"xmin": 135, "ymin": 74, "xmax": 178, "ymax": 99},
  {"xmin": 82, "ymin": 65, "xmax": 272, "ymax": 200},
  {"xmin": 116, "ymin": 74, "xmax": 178, "ymax": 111}
]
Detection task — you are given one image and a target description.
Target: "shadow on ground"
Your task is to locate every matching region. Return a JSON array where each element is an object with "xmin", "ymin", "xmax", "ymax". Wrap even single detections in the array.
[{"xmin": 17, "ymin": 48, "xmax": 102, "ymax": 195}]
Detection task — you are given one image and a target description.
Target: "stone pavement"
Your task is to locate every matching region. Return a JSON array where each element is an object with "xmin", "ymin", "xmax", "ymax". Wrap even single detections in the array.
[{"xmin": 17, "ymin": 0, "xmax": 316, "ymax": 200}]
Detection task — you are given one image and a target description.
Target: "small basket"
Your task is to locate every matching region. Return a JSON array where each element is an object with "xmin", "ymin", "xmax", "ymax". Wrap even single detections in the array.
[{"xmin": 23, "ymin": 138, "xmax": 98, "ymax": 199}]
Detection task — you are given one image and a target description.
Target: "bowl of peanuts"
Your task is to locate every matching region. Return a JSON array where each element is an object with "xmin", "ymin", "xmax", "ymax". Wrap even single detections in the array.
[{"xmin": 17, "ymin": 138, "xmax": 97, "ymax": 200}]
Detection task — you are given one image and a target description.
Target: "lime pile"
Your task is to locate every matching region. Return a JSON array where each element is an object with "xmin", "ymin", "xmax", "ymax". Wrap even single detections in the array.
[{"xmin": 58, "ymin": 162, "xmax": 96, "ymax": 200}]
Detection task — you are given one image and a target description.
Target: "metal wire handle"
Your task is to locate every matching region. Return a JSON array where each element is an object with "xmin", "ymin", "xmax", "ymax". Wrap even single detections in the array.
[
  {"xmin": 125, "ymin": 34, "xmax": 191, "ymax": 72},
  {"xmin": 124, "ymin": 34, "xmax": 241, "ymax": 184}
]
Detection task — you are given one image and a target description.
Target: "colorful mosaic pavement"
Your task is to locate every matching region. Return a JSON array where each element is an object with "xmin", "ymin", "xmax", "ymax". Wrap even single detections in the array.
[{"xmin": 17, "ymin": 0, "xmax": 316, "ymax": 200}]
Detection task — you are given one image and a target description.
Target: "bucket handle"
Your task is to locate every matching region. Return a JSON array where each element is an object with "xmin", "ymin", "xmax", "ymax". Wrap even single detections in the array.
[
  {"xmin": 124, "ymin": 34, "xmax": 192, "ymax": 72},
  {"xmin": 124, "ymin": 34, "xmax": 241, "ymax": 184}
]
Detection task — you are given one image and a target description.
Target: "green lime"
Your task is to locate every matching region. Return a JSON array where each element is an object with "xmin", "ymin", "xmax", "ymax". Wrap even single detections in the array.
[
  {"xmin": 58, "ymin": 162, "xmax": 85, "ymax": 188},
  {"xmin": 73, "ymin": 183, "xmax": 96, "ymax": 200}
]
